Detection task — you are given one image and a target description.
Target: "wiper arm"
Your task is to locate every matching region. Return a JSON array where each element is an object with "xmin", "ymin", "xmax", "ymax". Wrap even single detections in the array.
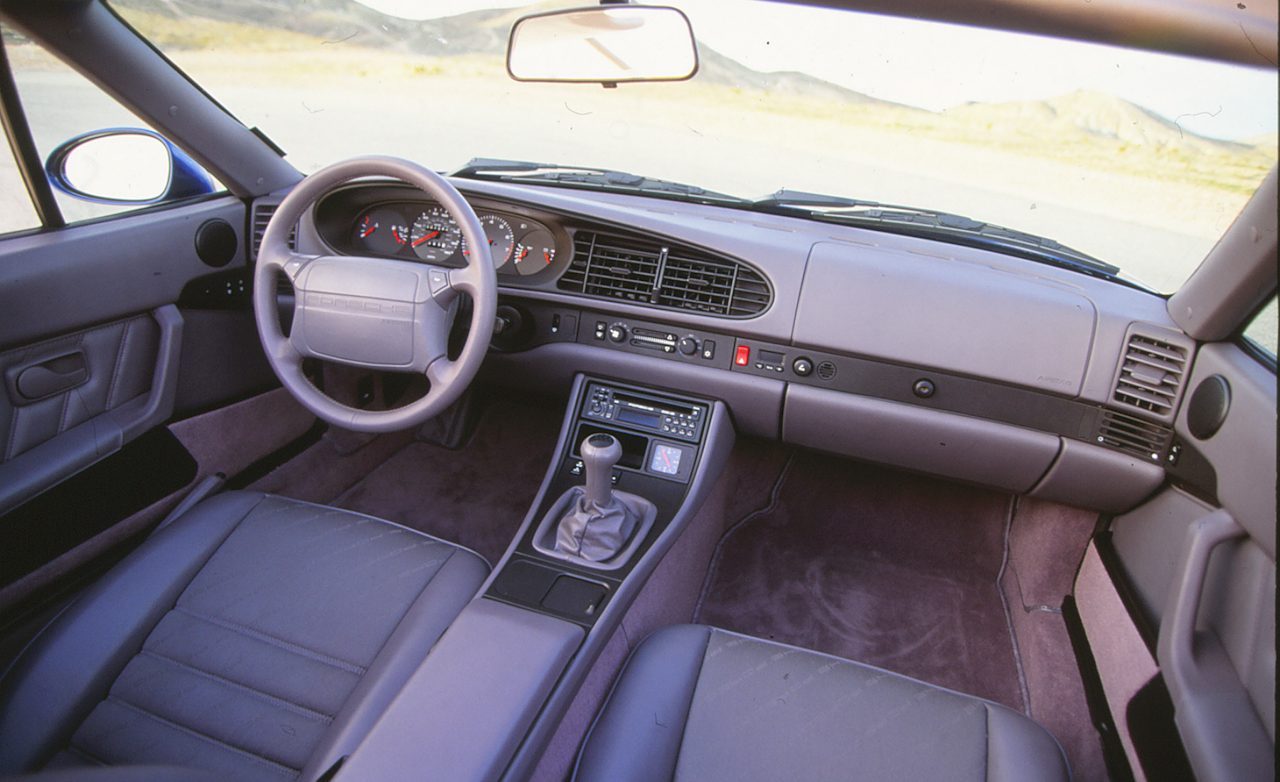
[
  {"xmin": 754, "ymin": 189, "xmax": 1119, "ymax": 277},
  {"xmin": 452, "ymin": 157, "xmax": 746, "ymax": 203}
]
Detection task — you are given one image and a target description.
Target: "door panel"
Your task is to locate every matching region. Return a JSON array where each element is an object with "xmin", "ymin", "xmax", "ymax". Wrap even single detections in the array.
[
  {"xmin": 0, "ymin": 197, "xmax": 244, "ymax": 346},
  {"xmin": 0, "ymin": 196, "xmax": 246, "ymax": 515},
  {"xmin": 1084, "ymin": 340, "xmax": 1276, "ymax": 781}
]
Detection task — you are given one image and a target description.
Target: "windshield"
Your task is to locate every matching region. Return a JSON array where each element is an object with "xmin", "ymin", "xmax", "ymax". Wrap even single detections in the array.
[{"xmin": 110, "ymin": 0, "xmax": 1277, "ymax": 292}]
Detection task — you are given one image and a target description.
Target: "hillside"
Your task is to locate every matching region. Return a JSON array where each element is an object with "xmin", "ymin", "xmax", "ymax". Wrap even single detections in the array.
[{"xmin": 945, "ymin": 90, "xmax": 1250, "ymax": 152}]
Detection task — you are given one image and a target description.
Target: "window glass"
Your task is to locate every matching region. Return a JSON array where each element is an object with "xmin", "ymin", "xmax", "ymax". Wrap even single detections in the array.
[
  {"xmin": 1242, "ymin": 296, "xmax": 1277, "ymax": 361},
  {"xmin": 111, "ymin": 0, "xmax": 1276, "ymax": 292},
  {"xmin": 0, "ymin": 132, "xmax": 41, "ymax": 235},
  {"xmin": 1, "ymin": 22, "xmax": 223, "ymax": 225}
]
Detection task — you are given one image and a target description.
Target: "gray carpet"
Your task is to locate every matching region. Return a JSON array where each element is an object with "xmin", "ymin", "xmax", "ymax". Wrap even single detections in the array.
[
  {"xmin": 695, "ymin": 451, "xmax": 1025, "ymax": 711},
  {"xmin": 330, "ymin": 397, "xmax": 562, "ymax": 567}
]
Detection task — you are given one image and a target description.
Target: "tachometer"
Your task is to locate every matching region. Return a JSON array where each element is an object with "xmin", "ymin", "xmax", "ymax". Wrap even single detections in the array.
[
  {"xmin": 353, "ymin": 207, "xmax": 410, "ymax": 255},
  {"xmin": 462, "ymin": 214, "xmax": 516, "ymax": 269},
  {"xmin": 410, "ymin": 206, "xmax": 462, "ymax": 262}
]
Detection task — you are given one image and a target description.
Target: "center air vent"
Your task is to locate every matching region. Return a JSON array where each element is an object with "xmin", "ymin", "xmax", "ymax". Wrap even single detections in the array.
[
  {"xmin": 1097, "ymin": 409, "xmax": 1173, "ymax": 462},
  {"xmin": 250, "ymin": 201, "xmax": 295, "ymax": 258},
  {"xmin": 1111, "ymin": 327, "xmax": 1190, "ymax": 421},
  {"xmin": 559, "ymin": 231, "xmax": 771, "ymax": 317}
]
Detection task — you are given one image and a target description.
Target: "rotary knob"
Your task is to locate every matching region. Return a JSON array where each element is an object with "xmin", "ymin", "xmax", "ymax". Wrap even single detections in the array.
[
  {"xmin": 677, "ymin": 336, "xmax": 699, "ymax": 356},
  {"xmin": 607, "ymin": 323, "xmax": 628, "ymax": 343}
]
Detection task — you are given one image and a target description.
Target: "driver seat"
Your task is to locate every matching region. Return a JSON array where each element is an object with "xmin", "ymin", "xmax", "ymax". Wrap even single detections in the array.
[{"xmin": 0, "ymin": 491, "xmax": 489, "ymax": 781}]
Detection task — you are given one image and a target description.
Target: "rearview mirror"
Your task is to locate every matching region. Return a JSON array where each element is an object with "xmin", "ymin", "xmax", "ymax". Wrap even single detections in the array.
[
  {"xmin": 507, "ymin": 5, "xmax": 698, "ymax": 85},
  {"xmin": 45, "ymin": 128, "xmax": 216, "ymax": 206}
]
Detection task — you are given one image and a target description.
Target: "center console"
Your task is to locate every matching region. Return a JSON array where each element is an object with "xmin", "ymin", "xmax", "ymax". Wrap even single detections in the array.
[
  {"xmin": 488, "ymin": 379, "xmax": 715, "ymax": 624},
  {"xmin": 336, "ymin": 375, "xmax": 734, "ymax": 782}
]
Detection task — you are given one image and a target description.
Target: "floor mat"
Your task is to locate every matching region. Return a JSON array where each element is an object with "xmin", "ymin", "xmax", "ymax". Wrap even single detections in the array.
[
  {"xmin": 332, "ymin": 397, "xmax": 562, "ymax": 567},
  {"xmin": 695, "ymin": 450, "xmax": 1024, "ymax": 710}
]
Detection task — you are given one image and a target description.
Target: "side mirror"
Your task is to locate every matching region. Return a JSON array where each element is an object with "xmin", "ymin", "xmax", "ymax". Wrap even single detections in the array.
[
  {"xmin": 45, "ymin": 128, "xmax": 216, "ymax": 206},
  {"xmin": 507, "ymin": 5, "xmax": 698, "ymax": 85}
]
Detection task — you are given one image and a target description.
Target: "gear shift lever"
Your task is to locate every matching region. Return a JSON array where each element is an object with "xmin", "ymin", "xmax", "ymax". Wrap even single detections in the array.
[
  {"xmin": 555, "ymin": 434, "xmax": 641, "ymax": 561},
  {"xmin": 581, "ymin": 433, "xmax": 622, "ymax": 506}
]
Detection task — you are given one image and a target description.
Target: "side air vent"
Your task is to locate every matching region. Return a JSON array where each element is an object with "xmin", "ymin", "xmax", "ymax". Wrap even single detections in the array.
[
  {"xmin": 1097, "ymin": 409, "xmax": 1173, "ymax": 462},
  {"xmin": 559, "ymin": 231, "xmax": 772, "ymax": 317},
  {"xmin": 250, "ymin": 201, "xmax": 295, "ymax": 258},
  {"xmin": 1111, "ymin": 327, "xmax": 1190, "ymax": 421}
]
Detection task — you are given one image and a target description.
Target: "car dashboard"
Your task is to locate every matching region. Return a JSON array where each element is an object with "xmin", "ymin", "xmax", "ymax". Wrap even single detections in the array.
[{"xmin": 245, "ymin": 175, "xmax": 1203, "ymax": 514}]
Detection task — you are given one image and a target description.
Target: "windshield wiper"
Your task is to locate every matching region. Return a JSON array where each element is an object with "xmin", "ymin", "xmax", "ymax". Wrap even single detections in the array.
[
  {"xmin": 754, "ymin": 189, "xmax": 1121, "ymax": 278},
  {"xmin": 452, "ymin": 158, "xmax": 747, "ymax": 205}
]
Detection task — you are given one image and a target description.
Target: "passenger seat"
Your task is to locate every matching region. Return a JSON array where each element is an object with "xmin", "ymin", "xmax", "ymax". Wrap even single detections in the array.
[{"xmin": 575, "ymin": 625, "xmax": 1069, "ymax": 781}]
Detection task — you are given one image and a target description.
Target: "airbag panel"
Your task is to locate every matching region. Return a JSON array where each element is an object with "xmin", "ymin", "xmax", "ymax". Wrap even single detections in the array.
[{"xmin": 795, "ymin": 242, "xmax": 1096, "ymax": 396}]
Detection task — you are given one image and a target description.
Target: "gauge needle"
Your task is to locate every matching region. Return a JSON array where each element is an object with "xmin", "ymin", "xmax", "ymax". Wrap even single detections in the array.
[
  {"xmin": 516, "ymin": 248, "xmax": 529, "ymax": 262},
  {"xmin": 412, "ymin": 231, "xmax": 440, "ymax": 247},
  {"xmin": 360, "ymin": 224, "xmax": 376, "ymax": 238},
  {"xmin": 543, "ymin": 250, "xmax": 552, "ymax": 264}
]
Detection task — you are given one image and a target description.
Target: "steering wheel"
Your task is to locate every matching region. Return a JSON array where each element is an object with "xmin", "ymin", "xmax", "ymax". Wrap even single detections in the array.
[{"xmin": 253, "ymin": 156, "xmax": 496, "ymax": 433}]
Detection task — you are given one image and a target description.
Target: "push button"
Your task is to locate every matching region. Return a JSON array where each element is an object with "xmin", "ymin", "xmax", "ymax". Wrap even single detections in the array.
[
  {"xmin": 793, "ymin": 357, "xmax": 814, "ymax": 377},
  {"xmin": 734, "ymin": 345, "xmax": 751, "ymax": 366},
  {"xmin": 702, "ymin": 339, "xmax": 716, "ymax": 360}
]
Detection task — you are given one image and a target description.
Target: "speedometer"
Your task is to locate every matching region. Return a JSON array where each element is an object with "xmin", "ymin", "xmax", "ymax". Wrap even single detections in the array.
[{"xmin": 409, "ymin": 206, "xmax": 461, "ymax": 262}]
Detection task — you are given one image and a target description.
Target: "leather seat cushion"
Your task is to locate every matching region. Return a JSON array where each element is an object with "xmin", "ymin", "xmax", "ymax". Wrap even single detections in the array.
[
  {"xmin": 576, "ymin": 625, "xmax": 1070, "ymax": 782},
  {"xmin": 0, "ymin": 492, "xmax": 489, "ymax": 782}
]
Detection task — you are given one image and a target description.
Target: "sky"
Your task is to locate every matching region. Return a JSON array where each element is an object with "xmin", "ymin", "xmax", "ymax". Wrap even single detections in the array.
[{"xmin": 357, "ymin": 0, "xmax": 1278, "ymax": 141}]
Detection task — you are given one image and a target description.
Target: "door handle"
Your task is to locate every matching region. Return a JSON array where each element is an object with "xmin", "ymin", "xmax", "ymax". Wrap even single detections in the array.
[{"xmin": 10, "ymin": 351, "xmax": 88, "ymax": 402}]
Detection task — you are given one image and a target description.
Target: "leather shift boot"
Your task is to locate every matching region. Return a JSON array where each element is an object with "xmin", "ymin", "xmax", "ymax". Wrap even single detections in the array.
[{"xmin": 555, "ymin": 486, "xmax": 639, "ymax": 561}]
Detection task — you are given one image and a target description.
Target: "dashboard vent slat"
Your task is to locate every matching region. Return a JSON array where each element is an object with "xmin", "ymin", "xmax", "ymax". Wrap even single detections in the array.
[
  {"xmin": 560, "ymin": 231, "xmax": 771, "ymax": 317},
  {"xmin": 1097, "ymin": 409, "xmax": 1172, "ymax": 462},
  {"xmin": 251, "ymin": 201, "xmax": 295, "ymax": 259},
  {"xmin": 1111, "ymin": 330, "xmax": 1189, "ymax": 421}
]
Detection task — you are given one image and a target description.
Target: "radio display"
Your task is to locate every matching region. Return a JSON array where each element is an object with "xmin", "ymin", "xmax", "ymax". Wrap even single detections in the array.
[{"xmin": 617, "ymin": 408, "xmax": 661, "ymax": 429}]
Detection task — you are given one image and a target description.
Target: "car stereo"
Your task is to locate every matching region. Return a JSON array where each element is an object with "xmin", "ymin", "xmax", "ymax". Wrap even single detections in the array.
[{"xmin": 581, "ymin": 382, "xmax": 706, "ymax": 443}]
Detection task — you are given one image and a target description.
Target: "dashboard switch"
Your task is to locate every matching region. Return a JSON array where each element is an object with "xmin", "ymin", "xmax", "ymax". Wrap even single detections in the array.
[
  {"xmin": 702, "ymin": 340, "xmax": 716, "ymax": 360},
  {"xmin": 734, "ymin": 345, "xmax": 751, "ymax": 366},
  {"xmin": 607, "ymin": 323, "xmax": 628, "ymax": 343},
  {"xmin": 677, "ymin": 336, "xmax": 698, "ymax": 356},
  {"xmin": 913, "ymin": 378, "xmax": 936, "ymax": 398},
  {"xmin": 793, "ymin": 357, "xmax": 814, "ymax": 377}
]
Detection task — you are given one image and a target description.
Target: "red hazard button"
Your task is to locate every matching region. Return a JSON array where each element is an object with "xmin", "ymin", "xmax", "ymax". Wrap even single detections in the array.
[{"xmin": 734, "ymin": 345, "xmax": 751, "ymax": 366}]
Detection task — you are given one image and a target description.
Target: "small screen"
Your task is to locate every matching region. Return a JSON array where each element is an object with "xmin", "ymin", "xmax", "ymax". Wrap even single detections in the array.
[
  {"xmin": 758, "ymin": 349, "xmax": 785, "ymax": 365},
  {"xmin": 617, "ymin": 407, "xmax": 661, "ymax": 429},
  {"xmin": 650, "ymin": 443, "xmax": 683, "ymax": 475}
]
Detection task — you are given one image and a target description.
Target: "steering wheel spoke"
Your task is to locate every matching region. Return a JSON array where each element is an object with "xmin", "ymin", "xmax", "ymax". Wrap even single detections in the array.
[{"xmin": 253, "ymin": 156, "xmax": 497, "ymax": 434}]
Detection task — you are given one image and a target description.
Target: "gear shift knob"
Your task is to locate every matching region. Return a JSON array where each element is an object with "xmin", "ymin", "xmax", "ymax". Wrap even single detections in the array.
[{"xmin": 581, "ymin": 433, "xmax": 622, "ymax": 506}]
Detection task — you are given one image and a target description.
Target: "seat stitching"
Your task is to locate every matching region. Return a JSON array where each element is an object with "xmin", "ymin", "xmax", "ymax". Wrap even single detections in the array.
[
  {"xmin": 64, "ymin": 743, "xmax": 108, "ymax": 766},
  {"xmin": 138, "ymin": 649, "xmax": 335, "ymax": 723},
  {"xmin": 984, "ymin": 703, "xmax": 993, "ymax": 782},
  {"xmin": 104, "ymin": 696, "xmax": 299, "ymax": 777},
  {"xmin": 172, "ymin": 606, "xmax": 367, "ymax": 675}
]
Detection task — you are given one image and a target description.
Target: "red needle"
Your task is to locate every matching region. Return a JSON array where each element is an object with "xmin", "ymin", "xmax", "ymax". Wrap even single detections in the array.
[
  {"xmin": 412, "ymin": 230, "xmax": 440, "ymax": 247},
  {"xmin": 516, "ymin": 248, "xmax": 529, "ymax": 261},
  {"xmin": 543, "ymin": 250, "xmax": 552, "ymax": 264},
  {"xmin": 360, "ymin": 223, "xmax": 376, "ymax": 238}
]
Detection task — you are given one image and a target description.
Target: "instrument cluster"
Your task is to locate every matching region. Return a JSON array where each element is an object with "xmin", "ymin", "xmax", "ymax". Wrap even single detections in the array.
[{"xmin": 346, "ymin": 201, "xmax": 558, "ymax": 277}]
